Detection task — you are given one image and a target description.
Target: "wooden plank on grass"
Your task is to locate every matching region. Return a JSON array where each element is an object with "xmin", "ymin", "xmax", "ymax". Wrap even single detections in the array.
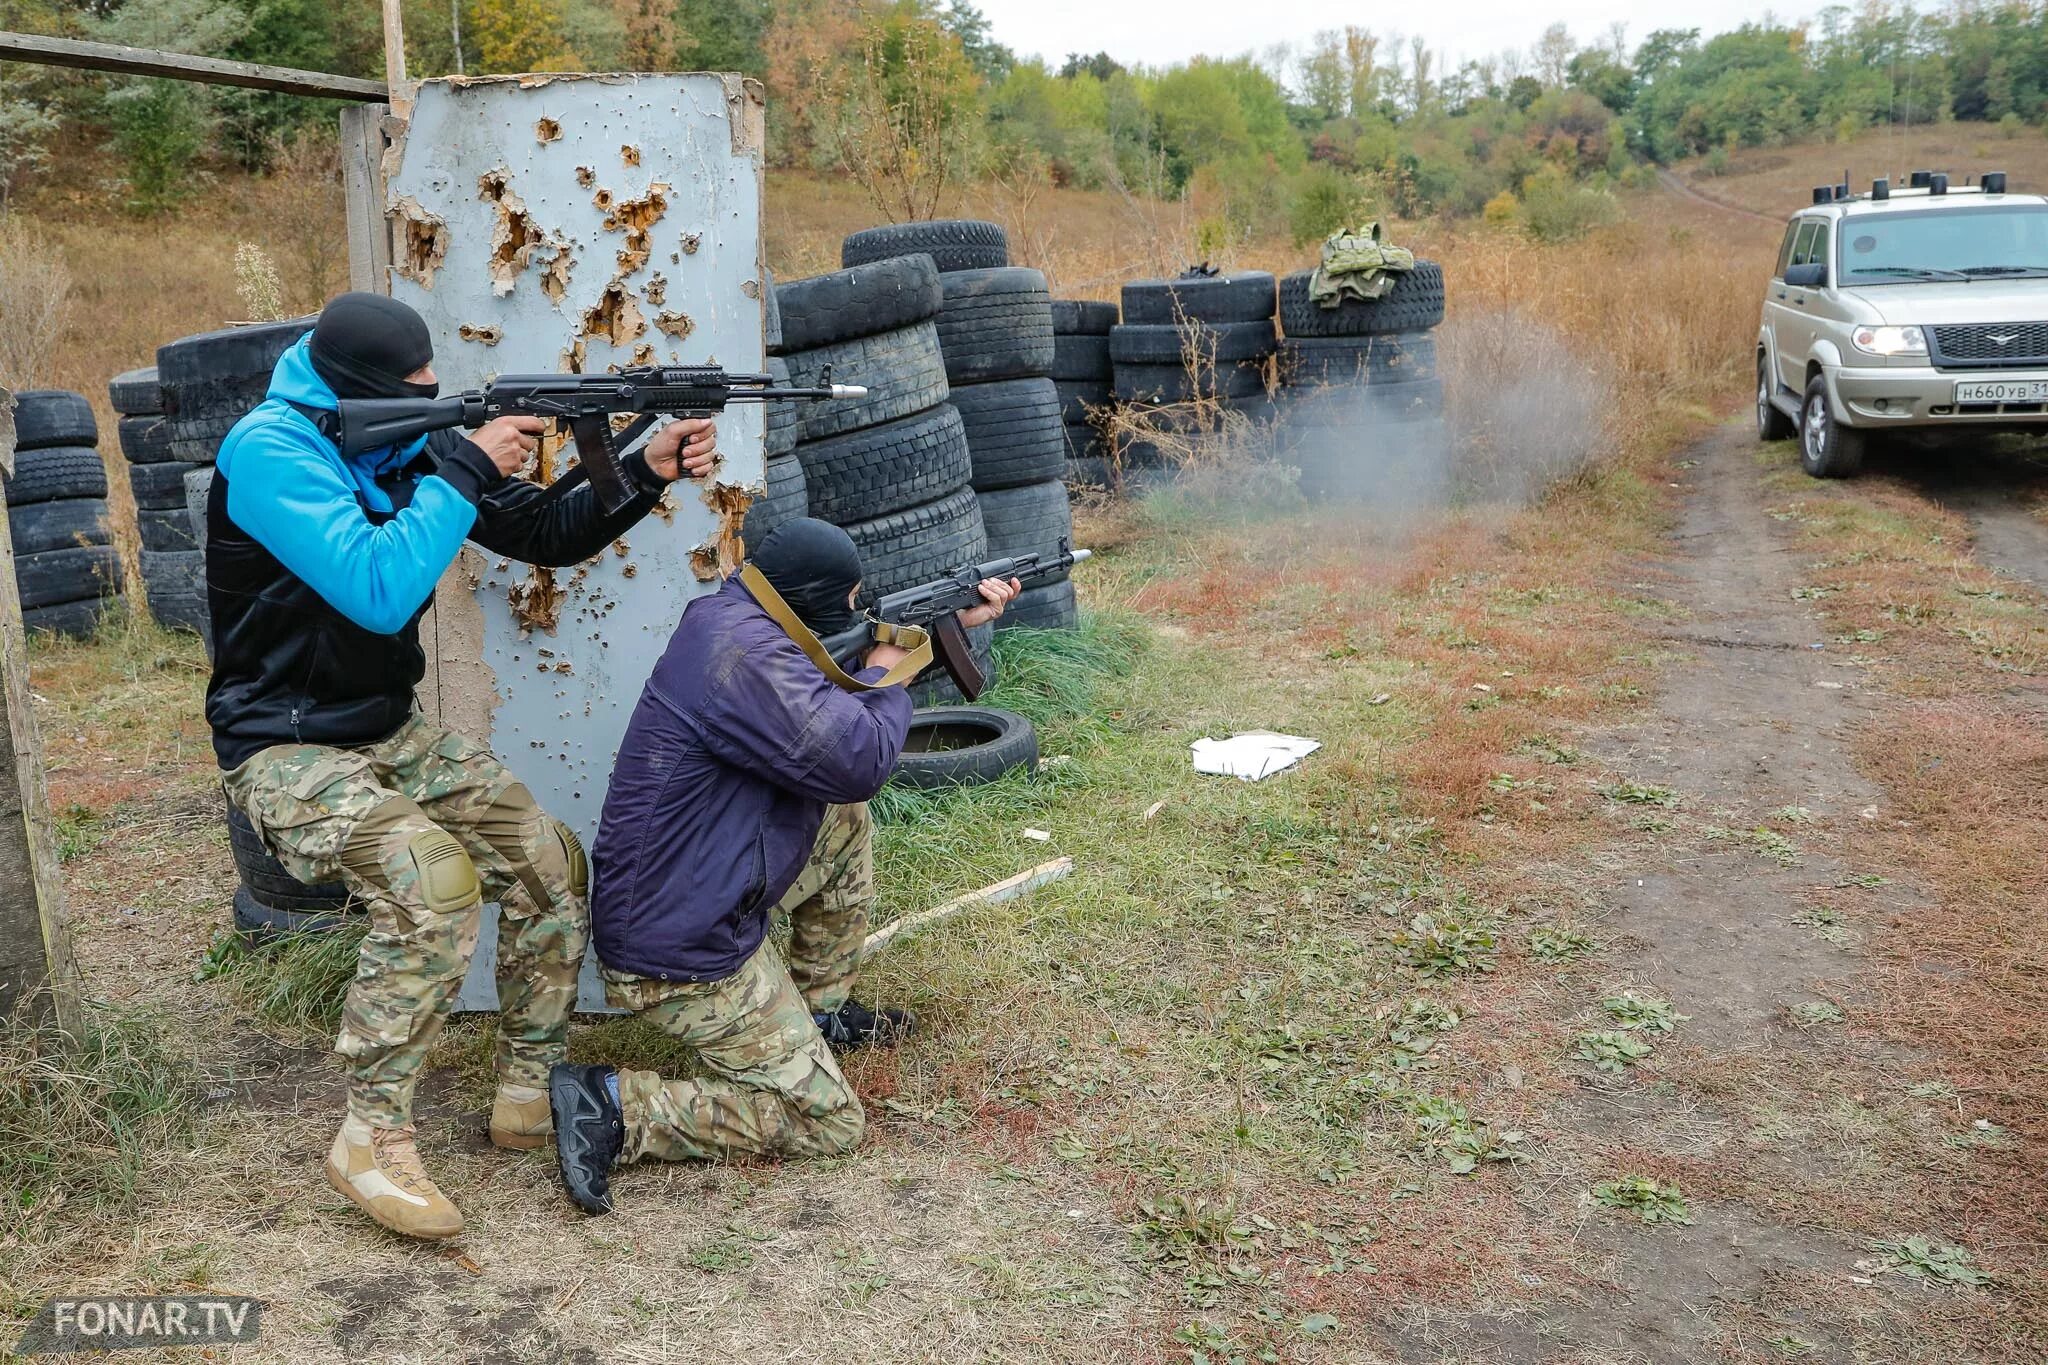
[
  {"xmin": 0, "ymin": 31, "xmax": 388, "ymax": 102},
  {"xmin": 864, "ymin": 857, "xmax": 1074, "ymax": 953}
]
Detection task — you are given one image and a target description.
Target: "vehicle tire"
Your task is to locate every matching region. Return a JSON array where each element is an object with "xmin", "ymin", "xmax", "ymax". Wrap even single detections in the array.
[
  {"xmin": 1065, "ymin": 454, "xmax": 1115, "ymax": 489},
  {"xmin": 1113, "ymin": 361, "xmax": 1265, "ymax": 404},
  {"xmin": 22, "ymin": 596, "xmax": 115, "ymax": 641},
  {"xmin": 15, "ymin": 545, "xmax": 119, "ymax": 610},
  {"xmin": 1122, "ymin": 271, "xmax": 1276, "ymax": 326},
  {"xmin": 977, "ymin": 480, "xmax": 1073, "ymax": 578},
  {"xmin": 4, "ymin": 446, "xmax": 109, "ymax": 507},
  {"xmin": 891, "ymin": 706, "xmax": 1038, "ymax": 789},
  {"xmin": 1798, "ymin": 374, "xmax": 1867, "ymax": 478},
  {"xmin": 1051, "ymin": 334, "xmax": 1112, "ymax": 381},
  {"xmin": 157, "ymin": 318, "xmax": 315, "ymax": 464},
  {"xmin": 763, "ymin": 356, "xmax": 799, "ymax": 457},
  {"xmin": 1280, "ymin": 332, "xmax": 1437, "ymax": 387},
  {"xmin": 951, "ymin": 378, "xmax": 1064, "ymax": 492},
  {"xmin": 742, "ymin": 454, "xmax": 808, "ymax": 551},
  {"xmin": 117, "ymin": 413, "xmax": 178, "ymax": 465},
  {"xmin": 797, "ymin": 404, "xmax": 971, "ymax": 524},
  {"xmin": 231, "ymin": 885, "xmax": 356, "ymax": 939},
  {"xmin": 1002, "ymin": 577, "xmax": 1078, "ymax": 631},
  {"xmin": 1757, "ymin": 354, "xmax": 1796, "ymax": 441},
  {"xmin": 762, "ymin": 266, "xmax": 782, "ymax": 352},
  {"xmin": 1055, "ymin": 379, "xmax": 1113, "ymax": 427},
  {"xmin": 228, "ymin": 806, "xmax": 353, "ymax": 911},
  {"xmin": 844, "ymin": 486, "xmax": 987, "ymax": 600},
  {"xmin": 771, "ymin": 255, "xmax": 943, "ymax": 354},
  {"xmin": 1109, "ymin": 321, "xmax": 1277, "ymax": 367},
  {"xmin": 128, "ymin": 460, "xmax": 201, "ymax": 510},
  {"xmin": 935, "ymin": 267, "xmax": 1055, "ymax": 384},
  {"xmin": 1362, "ymin": 376, "xmax": 1446, "ymax": 420},
  {"xmin": 141, "ymin": 549, "xmax": 210, "ymax": 637},
  {"xmin": 842, "ymin": 220, "xmax": 1008, "ymax": 273},
  {"xmin": 1050, "ymin": 299, "xmax": 1118, "ymax": 336},
  {"xmin": 184, "ymin": 467, "xmax": 214, "ymax": 557},
  {"xmin": 1277, "ymin": 263, "xmax": 1445, "ymax": 337},
  {"xmin": 139, "ymin": 507, "xmax": 199, "ymax": 552},
  {"xmin": 10, "ymin": 391, "xmax": 97, "ymax": 452},
  {"xmin": 109, "ymin": 367, "xmax": 163, "ymax": 416},
  {"xmin": 9, "ymin": 498, "xmax": 109, "ymax": 556},
  {"xmin": 780, "ymin": 321, "xmax": 949, "ymax": 443},
  {"xmin": 1063, "ymin": 423, "xmax": 1110, "ymax": 463}
]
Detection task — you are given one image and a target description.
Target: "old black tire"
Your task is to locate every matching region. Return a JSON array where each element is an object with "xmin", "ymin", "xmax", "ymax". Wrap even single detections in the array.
[
  {"xmin": 936, "ymin": 268, "xmax": 1055, "ymax": 384},
  {"xmin": 892, "ymin": 706, "xmax": 1038, "ymax": 789},
  {"xmin": 139, "ymin": 507, "xmax": 199, "ymax": 552},
  {"xmin": 764, "ymin": 357, "xmax": 799, "ymax": 457},
  {"xmin": 780, "ymin": 321, "xmax": 949, "ymax": 443},
  {"xmin": 977, "ymin": 480, "xmax": 1073, "ymax": 577},
  {"xmin": 742, "ymin": 454, "xmax": 808, "ymax": 551},
  {"xmin": 129, "ymin": 460, "xmax": 201, "ymax": 510},
  {"xmin": 228, "ymin": 807, "xmax": 353, "ymax": 911},
  {"xmin": 9, "ymin": 498, "xmax": 110, "ymax": 556},
  {"xmin": 762, "ymin": 266, "xmax": 782, "ymax": 352},
  {"xmin": 1757, "ymin": 355, "xmax": 1796, "ymax": 441},
  {"xmin": 951, "ymin": 378, "xmax": 1065, "ymax": 492},
  {"xmin": 1110, "ymin": 320, "xmax": 1276, "ymax": 366},
  {"xmin": 772, "ymin": 255, "xmax": 943, "ymax": 354},
  {"xmin": 231, "ymin": 885, "xmax": 356, "ymax": 938},
  {"xmin": 1280, "ymin": 332, "xmax": 1437, "ymax": 386},
  {"xmin": 1113, "ymin": 362, "xmax": 1265, "ymax": 404},
  {"xmin": 117, "ymin": 414, "xmax": 178, "ymax": 465},
  {"xmin": 1277, "ymin": 264, "xmax": 1445, "ymax": 337},
  {"xmin": 844, "ymin": 486, "xmax": 987, "ymax": 600},
  {"xmin": 1051, "ymin": 299, "xmax": 1118, "ymax": 336},
  {"xmin": 16, "ymin": 546, "xmax": 119, "ymax": 610},
  {"xmin": 10, "ymin": 391, "xmax": 97, "ymax": 452},
  {"xmin": 184, "ymin": 467, "xmax": 213, "ymax": 557},
  {"xmin": 842, "ymin": 220, "xmax": 1008, "ymax": 273},
  {"xmin": 22, "ymin": 596, "xmax": 115, "ymax": 641},
  {"xmin": 1361, "ymin": 376, "xmax": 1446, "ymax": 420},
  {"xmin": 1051, "ymin": 334, "xmax": 1112, "ymax": 382},
  {"xmin": 797, "ymin": 403, "xmax": 970, "ymax": 525},
  {"xmin": 109, "ymin": 367, "xmax": 163, "ymax": 416},
  {"xmin": 157, "ymin": 318, "xmax": 315, "ymax": 464},
  {"xmin": 141, "ymin": 549, "xmax": 209, "ymax": 637},
  {"xmin": 4, "ymin": 446, "xmax": 109, "ymax": 507},
  {"xmin": 1121, "ymin": 272, "xmax": 1275, "ymax": 326},
  {"xmin": 1055, "ymin": 379, "xmax": 1112, "ymax": 427},
  {"xmin": 1003, "ymin": 577, "xmax": 1078, "ymax": 631},
  {"xmin": 1798, "ymin": 374, "xmax": 1866, "ymax": 478}
]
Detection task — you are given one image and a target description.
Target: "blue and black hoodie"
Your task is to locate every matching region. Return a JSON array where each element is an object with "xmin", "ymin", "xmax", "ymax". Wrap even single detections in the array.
[{"xmin": 204, "ymin": 337, "xmax": 670, "ymax": 770}]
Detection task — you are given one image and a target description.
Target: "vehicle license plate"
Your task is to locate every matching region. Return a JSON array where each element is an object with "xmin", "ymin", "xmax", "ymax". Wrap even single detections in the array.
[{"xmin": 1955, "ymin": 378, "xmax": 2048, "ymax": 403}]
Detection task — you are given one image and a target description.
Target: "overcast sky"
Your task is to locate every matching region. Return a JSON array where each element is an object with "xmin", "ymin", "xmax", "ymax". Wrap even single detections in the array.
[{"xmin": 973, "ymin": 0, "xmax": 1828, "ymax": 76}]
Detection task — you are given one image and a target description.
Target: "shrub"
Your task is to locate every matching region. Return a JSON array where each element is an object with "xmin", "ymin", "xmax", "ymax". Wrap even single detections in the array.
[
  {"xmin": 1518, "ymin": 166, "xmax": 1620, "ymax": 242},
  {"xmin": 1289, "ymin": 165, "xmax": 1357, "ymax": 247},
  {"xmin": 1482, "ymin": 190, "xmax": 1520, "ymax": 228}
]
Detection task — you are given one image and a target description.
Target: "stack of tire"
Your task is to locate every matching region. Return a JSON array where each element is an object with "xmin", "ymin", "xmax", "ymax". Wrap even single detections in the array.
[
  {"xmin": 741, "ymin": 269, "xmax": 809, "ymax": 551},
  {"xmin": 104, "ymin": 367, "xmax": 205, "ymax": 635},
  {"xmin": 843, "ymin": 220, "xmax": 1078, "ymax": 635},
  {"xmin": 155, "ymin": 316, "xmax": 316, "ymax": 654},
  {"xmin": 1272, "ymin": 263, "xmax": 1446, "ymax": 497},
  {"xmin": 770, "ymin": 249, "xmax": 990, "ymax": 702},
  {"xmin": 1110, "ymin": 271, "xmax": 1279, "ymax": 473},
  {"xmin": 5, "ymin": 391, "xmax": 121, "ymax": 638},
  {"xmin": 1051, "ymin": 299, "xmax": 1118, "ymax": 490}
]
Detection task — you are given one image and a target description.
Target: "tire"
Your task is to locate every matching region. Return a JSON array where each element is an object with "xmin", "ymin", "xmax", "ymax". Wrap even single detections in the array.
[
  {"xmin": 764, "ymin": 357, "xmax": 799, "ymax": 457},
  {"xmin": 116, "ymin": 414, "xmax": 179, "ymax": 465},
  {"xmin": 9, "ymin": 391, "xmax": 97, "ymax": 452},
  {"xmin": 1799, "ymin": 374, "xmax": 1867, "ymax": 478},
  {"xmin": 1121, "ymin": 271, "xmax": 1276, "ymax": 325},
  {"xmin": 1280, "ymin": 332, "xmax": 1437, "ymax": 387},
  {"xmin": 892, "ymin": 706, "xmax": 1038, "ymax": 789},
  {"xmin": 772, "ymin": 255, "xmax": 943, "ymax": 354},
  {"xmin": 1757, "ymin": 354, "xmax": 1796, "ymax": 441},
  {"xmin": 797, "ymin": 404, "xmax": 971, "ymax": 524},
  {"xmin": 1055, "ymin": 379, "xmax": 1112, "ymax": 427},
  {"xmin": 1065, "ymin": 455, "xmax": 1115, "ymax": 489},
  {"xmin": 15, "ymin": 546, "xmax": 119, "ymax": 610},
  {"xmin": 4, "ymin": 446, "xmax": 109, "ymax": 507},
  {"xmin": 1278, "ymin": 263, "xmax": 1445, "ymax": 337},
  {"xmin": 936, "ymin": 268, "xmax": 1055, "ymax": 384},
  {"xmin": 1003, "ymin": 577, "xmax": 1078, "ymax": 631},
  {"xmin": 844, "ymin": 486, "xmax": 987, "ymax": 600},
  {"xmin": 157, "ymin": 318, "xmax": 315, "ymax": 464},
  {"xmin": 8, "ymin": 498, "xmax": 109, "ymax": 556},
  {"xmin": 184, "ymin": 467, "xmax": 214, "ymax": 557},
  {"xmin": 780, "ymin": 321, "xmax": 950, "ymax": 443},
  {"xmin": 1050, "ymin": 299, "xmax": 1118, "ymax": 336},
  {"xmin": 762, "ymin": 266, "xmax": 782, "ymax": 353},
  {"xmin": 109, "ymin": 367, "xmax": 163, "ymax": 416},
  {"xmin": 1051, "ymin": 334, "xmax": 1112, "ymax": 382},
  {"xmin": 139, "ymin": 507, "xmax": 199, "ymax": 552},
  {"xmin": 842, "ymin": 220, "xmax": 1008, "ymax": 274},
  {"xmin": 232, "ymin": 886, "xmax": 357, "ymax": 939},
  {"xmin": 22, "ymin": 596, "xmax": 115, "ymax": 641},
  {"xmin": 1359, "ymin": 376, "xmax": 1445, "ymax": 420},
  {"xmin": 742, "ymin": 454, "xmax": 809, "ymax": 549},
  {"xmin": 977, "ymin": 480, "xmax": 1073, "ymax": 577},
  {"xmin": 141, "ymin": 549, "xmax": 210, "ymax": 637},
  {"xmin": 1063, "ymin": 423, "xmax": 1109, "ymax": 463},
  {"xmin": 1110, "ymin": 320, "xmax": 1277, "ymax": 366},
  {"xmin": 129, "ymin": 460, "xmax": 201, "ymax": 510},
  {"xmin": 228, "ymin": 807, "xmax": 353, "ymax": 911},
  {"xmin": 1114, "ymin": 361, "xmax": 1265, "ymax": 404},
  {"xmin": 951, "ymin": 378, "xmax": 1065, "ymax": 492}
]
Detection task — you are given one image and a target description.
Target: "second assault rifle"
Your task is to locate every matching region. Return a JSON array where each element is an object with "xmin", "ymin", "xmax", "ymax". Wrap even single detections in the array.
[
  {"xmin": 335, "ymin": 365, "xmax": 866, "ymax": 514},
  {"xmin": 818, "ymin": 541, "xmax": 1091, "ymax": 701}
]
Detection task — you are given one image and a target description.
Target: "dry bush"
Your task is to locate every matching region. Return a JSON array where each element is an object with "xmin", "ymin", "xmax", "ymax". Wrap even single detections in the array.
[{"xmin": 0, "ymin": 217, "xmax": 74, "ymax": 390}]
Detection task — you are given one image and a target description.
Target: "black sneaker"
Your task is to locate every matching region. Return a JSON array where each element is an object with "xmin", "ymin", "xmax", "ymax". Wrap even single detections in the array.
[
  {"xmin": 813, "ymin": 999, "xmax": 915, "ymax": 1050},
  {"xmin": 548, "ymin": 1064, "xmax": 623, "ymax": 1214}
]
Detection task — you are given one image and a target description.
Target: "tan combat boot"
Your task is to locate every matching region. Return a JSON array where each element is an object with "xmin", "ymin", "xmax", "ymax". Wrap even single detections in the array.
[
  {"xmin": 324, "ymin": 1115, "xmax": 464, "ymax": 1240},
  {"xmin": 489, "ymin": 1083, "xmax": 552, "ymax": 1150}
]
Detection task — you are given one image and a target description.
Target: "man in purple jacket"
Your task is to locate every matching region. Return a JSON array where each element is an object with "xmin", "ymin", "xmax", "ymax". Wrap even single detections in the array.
[{"xmin": 549, "ymin": 518, "xmax": 1018, "ymax": 1212}]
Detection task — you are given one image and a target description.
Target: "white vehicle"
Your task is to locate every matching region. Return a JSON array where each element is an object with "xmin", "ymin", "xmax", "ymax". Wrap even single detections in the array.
[{"xmin": 1756, "ymin": 170, "xmax": 2048, "ymax": 476}]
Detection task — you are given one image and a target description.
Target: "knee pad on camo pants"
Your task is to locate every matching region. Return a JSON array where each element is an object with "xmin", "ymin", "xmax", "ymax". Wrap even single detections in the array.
[
  {"xmin": 551, "ymin": 820, "xmax": 588, "ymax": 898},
  {"xmin": 408, "ymin": 830, "xmax": 480, "ymax": 914}
]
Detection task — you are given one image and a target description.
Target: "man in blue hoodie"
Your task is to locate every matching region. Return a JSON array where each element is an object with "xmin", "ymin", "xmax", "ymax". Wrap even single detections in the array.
[{"xmin": 207, "ymin": 292, "xmax": 718, "ymax": 1240}]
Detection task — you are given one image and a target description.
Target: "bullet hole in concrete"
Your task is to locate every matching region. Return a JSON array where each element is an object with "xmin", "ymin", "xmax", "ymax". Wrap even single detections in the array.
[
  {"xmin": 653, "ymin": 310, "xmax": 694, "ymax": 341},
  {"xmin": 535, "ymin": 117, "xmax": 562, "ymax": 143},
  {"xmin": 391, "ymin": 196, "xmax": 448, "ymax": 289},
  {"xmin": 581, "ymin": 281, "xmax": 648, "ymax": 348},
  {"xmin": 459, "ymin": 323, "xmax": 503, "ymax": 346}
]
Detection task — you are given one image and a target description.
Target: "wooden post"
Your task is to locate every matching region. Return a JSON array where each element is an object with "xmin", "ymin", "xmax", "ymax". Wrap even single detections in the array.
[
  {"xmin": 381, "ymin": 0, "xmax": 412, "ymax": 118},
  {"xmin": 339, "ymin": 103, "xmax": 395, "ymax": 294},
  {"xmin": 0, "ymin": 392, "xmax": 83, "ymax": 1036}
]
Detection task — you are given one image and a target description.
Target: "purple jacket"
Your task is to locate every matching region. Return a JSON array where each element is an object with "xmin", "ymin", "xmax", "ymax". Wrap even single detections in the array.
[{"xmin": 590, "ymin": 574, "xmax": 913, "ymax": 982}]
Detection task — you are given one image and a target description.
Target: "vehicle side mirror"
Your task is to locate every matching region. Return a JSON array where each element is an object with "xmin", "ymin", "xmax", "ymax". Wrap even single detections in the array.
[{"xmin": 1783, "ymin": 262, "xmax": 1828, "ymax": 288}]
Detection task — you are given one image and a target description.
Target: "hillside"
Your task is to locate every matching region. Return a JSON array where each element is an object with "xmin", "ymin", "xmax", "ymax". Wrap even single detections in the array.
[{"xmin": 1670, "ymin": 123, "xmax": 2048, "ymax": 220}]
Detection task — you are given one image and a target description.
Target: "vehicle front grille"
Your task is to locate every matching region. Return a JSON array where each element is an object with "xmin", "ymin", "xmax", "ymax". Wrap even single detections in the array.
[{"xmin": 1931, "ymin": 322, "xmax": 2048, "ymax": 367}]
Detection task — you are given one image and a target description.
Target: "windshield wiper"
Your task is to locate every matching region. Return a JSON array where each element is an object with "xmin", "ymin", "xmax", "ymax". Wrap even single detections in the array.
[
  {"xmin": 1955, "ymin": 265, "xmax": 2048, "ymax": 278},
  {"xmin": 1845, "ymin": 266, "xmax": 1972, "ymax": 280}
]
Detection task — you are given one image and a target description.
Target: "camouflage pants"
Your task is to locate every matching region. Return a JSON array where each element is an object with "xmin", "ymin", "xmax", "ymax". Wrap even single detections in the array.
[
  {"xmin": 222, "ymin": 714, "xmax": 589, "ymax": 1129},
  {"xmin": 601, "ymin": 803, "xmax": 870, "ymax": 1164}
]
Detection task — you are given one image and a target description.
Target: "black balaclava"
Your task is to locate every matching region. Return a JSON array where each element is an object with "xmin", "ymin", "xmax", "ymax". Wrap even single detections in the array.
[
  {"xmin": 309, "ymin": 292, "xmax": 439, "ymax": 401},
  {"xmin": 751, "ymin": 518, "xmax": 864, "ymax": 637}
]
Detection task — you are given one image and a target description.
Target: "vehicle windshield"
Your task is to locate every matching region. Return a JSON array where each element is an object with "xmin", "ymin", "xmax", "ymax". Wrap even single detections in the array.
[{"xmin": 1838, "ymin": 205, "xmax": 2048, "ymax": 284}]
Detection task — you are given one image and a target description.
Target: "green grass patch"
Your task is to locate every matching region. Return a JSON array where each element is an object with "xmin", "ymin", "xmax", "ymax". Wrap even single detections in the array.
[{"xmin": 197, "ymin": 925, "xmax": 366, "ymax": 1033}]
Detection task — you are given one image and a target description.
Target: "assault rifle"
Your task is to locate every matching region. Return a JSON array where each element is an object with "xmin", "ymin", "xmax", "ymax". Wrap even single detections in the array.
[
  {"xmin": 334, "ymin": 366, "xmax": 866, "ymax": 515},
  {"xmin": 818, "ymin": 541, "xmax": 1091, "ymax": 701}
]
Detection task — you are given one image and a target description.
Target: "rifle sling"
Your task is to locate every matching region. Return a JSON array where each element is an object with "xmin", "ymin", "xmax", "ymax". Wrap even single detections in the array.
[{"xmin": 739, "ymin": 563, "xmax": 932, "ymax": 693}]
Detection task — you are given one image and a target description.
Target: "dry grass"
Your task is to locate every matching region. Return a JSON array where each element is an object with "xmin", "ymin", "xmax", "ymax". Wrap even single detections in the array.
[{"xmin": 1674, "ymin": 122, "xmax": 2048, "ymax": 217}]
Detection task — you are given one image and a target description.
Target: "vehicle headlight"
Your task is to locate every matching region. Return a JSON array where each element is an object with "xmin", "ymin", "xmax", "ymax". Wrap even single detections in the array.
[{"xmin": 1851, "ymin": 324, "xmax": 1928, "ymax": 357}]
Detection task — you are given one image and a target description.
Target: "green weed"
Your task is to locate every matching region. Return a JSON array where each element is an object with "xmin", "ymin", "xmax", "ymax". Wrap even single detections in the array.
[
  {"xmin": 1574, "ymin": 1030, "xmax": 1654, "ymax": 1073},
  {"xmin": 1603, "ymin": 781, "xmax": 1679, "ymax": 807},
  {"xmin": 1787, "ymin": 1000, "xmax": 1844, "ymax": 1027},
  {"xmin": 1593, "ymin": 1175, "xmax": 1694, "ymax": 1225},
  {"xmin": 1528, "ymin": 927, "xmax": 1595, "ymax": 963},
  {"xmin": 1600, "ymin": 991, "xmax": 1686, "ymax": 1034},
  {"xmin": 1390, "ymin": 913, "xmax": 1497, "ymax": 977},
  {"xmin": 197, "ymin": 924, "xmax": 365, "ymax": 1033},
  {"xmin": 1864, "ymin": 1237, "xmax": 1990, "ymax": 1287}
]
